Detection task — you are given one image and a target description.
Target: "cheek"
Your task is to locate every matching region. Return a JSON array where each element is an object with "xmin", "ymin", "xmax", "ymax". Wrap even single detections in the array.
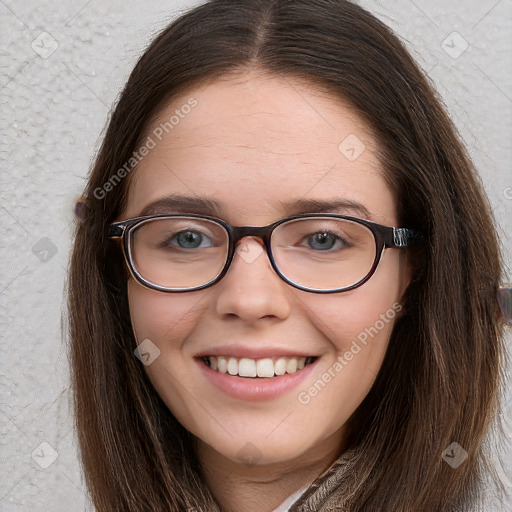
[
  {"xmin": 298, "ymin": 251, "xmax": 403, "ymax": 404},
  {"xmin": 294, "ymin": 256, "xmax": 404, "ymax": 433},
  {"xmin": 127, "ymin": 279, "xmax": 210, "ymax": 425},
  {"xmin": 303, "ymin": 249, "xmax": 405, "ymax": 367},
  {"xmin": 127, "ymin": 278, "xmax": 206, "ymax": 344}
]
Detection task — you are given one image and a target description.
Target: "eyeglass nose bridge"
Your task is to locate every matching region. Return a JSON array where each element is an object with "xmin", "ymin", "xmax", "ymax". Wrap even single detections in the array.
[
  {"xmin": 230, "ymin": 224, "xmax": 275, "ymax": 246},
  {"xmin": 222, "ymin": 223, "xmax": 282, "ymax": 280},
  {"xmin": 226, "ymin": 223, "xmax": 276, "ymax": 264}
]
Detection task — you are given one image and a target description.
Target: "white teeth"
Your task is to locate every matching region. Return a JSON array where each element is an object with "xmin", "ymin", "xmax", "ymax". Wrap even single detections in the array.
[
  {"xmin": 217, "ymin": 356, "xmax": 228, "ymax": 373},
  {"xmin": 286, "ymin": 358, "xmax": 298, "ymax": 373},
  {"xmin": 204, "ymin": 355, "xmax": 312, "ymax": 378},
  {"xmin": 256, "ymin": 358, "xmax": 274, "ymax": 378},
  {"xmin": 274, "ymin": 358, "xmax": 287, "ymax": 376},
  {"xmin": 227, "ymin": 357, "xmax": 238, "ymax": 376},
  {"xmin": 239, "ymin": 358, "xmax": 257, "ymax": 377}
]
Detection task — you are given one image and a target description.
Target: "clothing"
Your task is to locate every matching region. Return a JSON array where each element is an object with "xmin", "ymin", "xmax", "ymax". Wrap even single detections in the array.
[
  {"xmin": 206, "ymin": 446, "xmax": 481, "ymax": 511},
  {"xmin": 271, "ymin": 483, "xmax": 312, "ymax": 512},
  {"xmin": 271, "ymin": 449, "xmax": 358, "ymax": 512},
  {"xmin": 287, "ymin": 452, "xmax": 355, "ymax": 512}
]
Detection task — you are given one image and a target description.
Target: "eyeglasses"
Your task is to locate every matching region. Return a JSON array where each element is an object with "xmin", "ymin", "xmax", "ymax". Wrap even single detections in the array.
[{"xmin": 108, "ymin": 213, "xmax": 423, "ymax": 293}]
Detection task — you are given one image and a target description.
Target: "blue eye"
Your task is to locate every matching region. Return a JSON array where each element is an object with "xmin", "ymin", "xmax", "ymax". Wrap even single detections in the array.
[
  {"xmin": 168, "ymin": 230, "xmax": 213, "ymax": 249},
  {"xmin": 307, "ymin": 231, "xmax": 349, "ymax": 251}
]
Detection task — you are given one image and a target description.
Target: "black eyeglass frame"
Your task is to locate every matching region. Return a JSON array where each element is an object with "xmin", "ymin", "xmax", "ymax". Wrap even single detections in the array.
[{"xmin": 108, "ymin": 213, "xmax": 424, "ymax": 294}]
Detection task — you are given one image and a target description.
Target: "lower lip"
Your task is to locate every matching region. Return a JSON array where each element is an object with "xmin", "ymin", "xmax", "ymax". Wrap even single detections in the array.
[{"xmin": 195, "ymin": 357, "xmax": 319, "ymax": 402}]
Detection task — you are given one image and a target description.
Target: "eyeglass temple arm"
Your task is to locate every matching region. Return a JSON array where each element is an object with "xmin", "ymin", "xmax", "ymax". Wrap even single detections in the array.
[{"xmin": 386, "ymin": 227, "xmax": 424, "ymax": 248}]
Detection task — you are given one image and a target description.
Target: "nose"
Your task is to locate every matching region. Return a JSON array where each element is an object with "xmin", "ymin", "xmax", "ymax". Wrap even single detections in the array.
[{"xmin": 213, "ymin": 237, "xmax": 292, "ymax": 323}]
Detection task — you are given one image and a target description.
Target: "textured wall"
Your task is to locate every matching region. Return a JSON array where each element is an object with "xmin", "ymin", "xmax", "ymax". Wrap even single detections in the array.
[{"xmin": 0, "ymin": 0, "xmax": 510, "ymax": 510}]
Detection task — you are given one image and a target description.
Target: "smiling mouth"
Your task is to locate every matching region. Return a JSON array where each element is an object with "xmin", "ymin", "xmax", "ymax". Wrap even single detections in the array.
[{"xmin": 200, "ymin": 355, "xmax": 318, "ymax": 378}]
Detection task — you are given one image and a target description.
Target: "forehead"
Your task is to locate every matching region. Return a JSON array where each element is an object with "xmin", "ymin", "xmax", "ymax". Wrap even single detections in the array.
[{"xmin": 123, "ymin": 70, "xmax": 397, "ymax": 225}]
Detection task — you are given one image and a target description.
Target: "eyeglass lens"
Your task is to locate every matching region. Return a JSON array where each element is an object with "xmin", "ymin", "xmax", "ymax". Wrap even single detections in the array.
[{"xmin": 129, "ymin": 216, "xmax": 377, "ymax": 291}]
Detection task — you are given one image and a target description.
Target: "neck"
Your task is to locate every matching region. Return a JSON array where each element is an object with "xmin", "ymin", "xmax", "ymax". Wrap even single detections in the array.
[{"xmin": 194, "ymin": 433, "xmax": 346, "ymax": 512}]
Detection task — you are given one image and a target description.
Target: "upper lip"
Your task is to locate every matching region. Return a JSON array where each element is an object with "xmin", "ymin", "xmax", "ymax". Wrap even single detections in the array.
[{"xmin": 194, "ymin": 345, "xmax": 318, "ymax": 359}]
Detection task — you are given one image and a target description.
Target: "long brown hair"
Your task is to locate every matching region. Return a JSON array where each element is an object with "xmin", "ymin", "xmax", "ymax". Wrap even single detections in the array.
[{"xmin": 66, "ymin": 1, "xmax": 508, "ymax": 510}]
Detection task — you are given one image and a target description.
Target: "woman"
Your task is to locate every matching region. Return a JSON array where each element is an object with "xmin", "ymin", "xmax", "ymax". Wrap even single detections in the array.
[{"xmin": 67, "ymin": 1, "xmax": 509, "ymax": 510}]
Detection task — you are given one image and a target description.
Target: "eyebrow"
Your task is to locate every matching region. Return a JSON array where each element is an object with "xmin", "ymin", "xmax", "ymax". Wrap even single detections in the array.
[
  {"xmin": 278, "ymin": 197, "xmax": 373, "ymax": 220},
  {"xmin": 138, "ymin": 194, "xmax": 373, "ymax": 221},
  {"xmin": 139, "ymin": 195, "xmax": 223, "ymax": 217}
]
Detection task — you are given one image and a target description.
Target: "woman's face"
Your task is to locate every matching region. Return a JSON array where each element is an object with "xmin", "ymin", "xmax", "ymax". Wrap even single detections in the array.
[{"xmin": 122, "ymin": 69, "xmax": 410, "ymax": 468}]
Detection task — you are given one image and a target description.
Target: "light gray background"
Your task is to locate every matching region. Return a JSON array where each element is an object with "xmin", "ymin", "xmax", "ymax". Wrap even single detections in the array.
[{"xmin": 1, "ymin": 0, "xmax": 511, "ymax": 510}]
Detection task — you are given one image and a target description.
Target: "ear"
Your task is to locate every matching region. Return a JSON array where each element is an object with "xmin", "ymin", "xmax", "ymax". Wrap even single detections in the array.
[
  {"xmin": 397, "ymin": 248, "xmax": 413, "ymax": 299},
  {"xmin": 73, "ymin": 195, "xmax": 90, "ymax": 223},
  {"xmin": 397, "ymin": 245, "xmax": 425, "ymax": 301}
]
